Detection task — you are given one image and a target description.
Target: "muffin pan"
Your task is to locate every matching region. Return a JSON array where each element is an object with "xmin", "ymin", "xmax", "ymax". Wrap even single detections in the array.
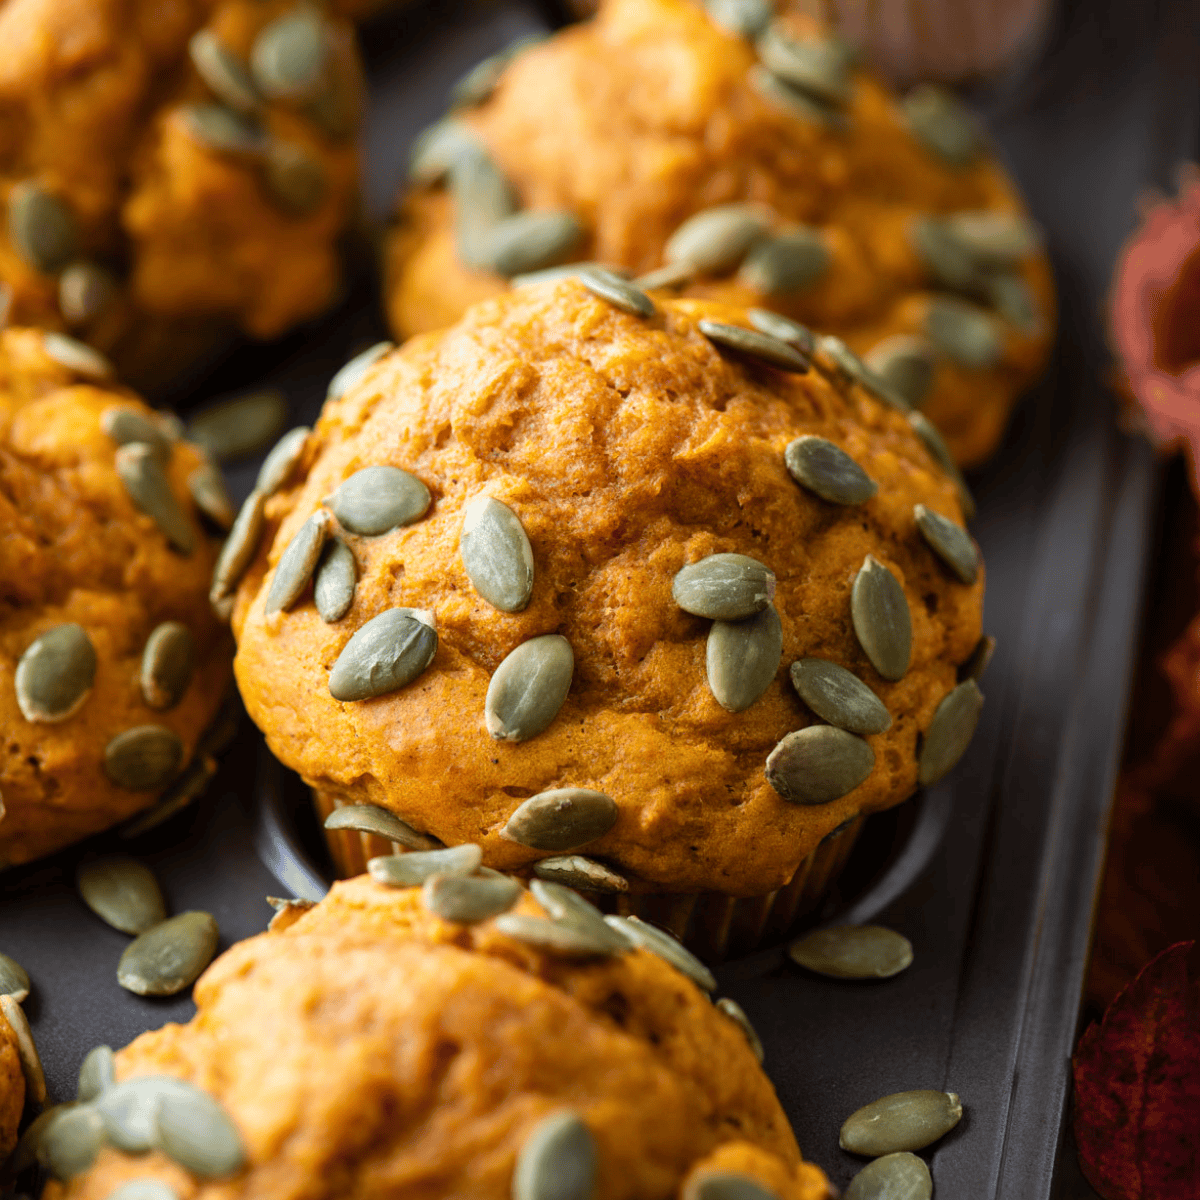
[{"xmin": 0, "ymin": 0, "xmax": 1192, "ymax": 1195}]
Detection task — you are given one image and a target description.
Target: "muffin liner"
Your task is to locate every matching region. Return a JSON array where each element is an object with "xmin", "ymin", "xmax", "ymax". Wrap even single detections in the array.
[{"xmin": 313, "ymin": 789, "xmax": 865, "ymax": 960}]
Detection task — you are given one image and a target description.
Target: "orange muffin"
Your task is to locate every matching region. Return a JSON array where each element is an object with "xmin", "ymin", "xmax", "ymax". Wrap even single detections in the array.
[
  {"xmin": 40, "ymin": 874, "xmax": 830, "ymax": 1199},
  {"xmin": 0, "ymin": 1001, "xmax": 23, "ymax": 1163},
  {"xmin": 385, "ymin": 0, "xmax": 1053, "ymax": 468},
  {"xmin": 0, "ymin": 0, "xmax": 362, "ymax": 393},
  {"xmin": 230, "ymin": 279, "xmax": 986, "ymax": 955},
  {"xmin": 0, "ymin": 327, "xmax": 231, "ymax": 866}
]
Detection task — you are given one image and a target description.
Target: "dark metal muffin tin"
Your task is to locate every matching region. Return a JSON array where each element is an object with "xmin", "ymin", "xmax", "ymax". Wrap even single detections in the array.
[{"xmin": 3, "ymin": 0, "xmax": 1193, "ymax": 1195}]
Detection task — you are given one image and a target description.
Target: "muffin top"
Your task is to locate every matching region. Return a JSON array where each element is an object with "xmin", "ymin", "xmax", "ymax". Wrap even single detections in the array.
[
  {"xmin": 0, "ymin": 1005, "xmax": 23, "ymax": 1162},
  {"xmin": 43, "ymin": 876, "xmax": 830, "ymax": 1200},
  {"xmin": 0, "ymin": 328, "xmax": 230, "ymax": 866},
  {"xmin": 233, "ymin": 281, "xmax": 984, "ymax": 897},
  {"xmin": 385, "ymin": 0, "xmax": 1053, "ymax": 467}
]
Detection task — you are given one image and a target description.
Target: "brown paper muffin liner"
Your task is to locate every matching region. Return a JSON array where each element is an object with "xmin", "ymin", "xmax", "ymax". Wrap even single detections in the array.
[{"xmin": 313, "ymin": 788, "xmax": 865, "ymax": 961}]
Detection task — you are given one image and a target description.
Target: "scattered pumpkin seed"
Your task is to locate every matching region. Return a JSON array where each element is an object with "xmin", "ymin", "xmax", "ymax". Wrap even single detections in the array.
[
  {"xmin": 368, "ymin": 843, "xmax": 482, "ymax": 887},
  {"xmin": 489, "ymin": 210, "xmax": 584, "ymax": 278},
  {"xmin": 58, "ymin": 261, "xmax": 118, "ymax": 326},
  {"xmin": 77, "ymin": 1045, "xmax": 115, "ymax": 1103},
  {"xmin": 188, "ymin": 389, "xmax": 287, "ymax": 461},
  {"xmin": 422, "ymin": 872, "xmax": 521, "ymax": 922},
  {"xmin": 485, "ymin": 634, "xmax": 574, "ymax": 742},
  {"xmin": 501, "ymin": 788, "xmax": 618, "ymax": 852},
  {"xmin": 926, "ymin": 295, "xmax": 1003, "ymax": 369},
  {"xmin": 116, "ymin": 444, "xmax": 195, "ymax": 554},
  {"xmin": 189, "ymin": 30, "xmax": 260, "ymax": 113},
  {"xmin": 790, "ymin": 658, "xmax": 892, "ymax": 735},
  {"xmin": 180, "ymin": 103, "xmax": 267, "ymax": 158},
  {"xmin": 918, "ymin": 680, "xmax": 983, "ymax": 785},
  {"xmin": 707, "ymin": 605, "xmax": 783, "ymax": 712},
  {"xmin": 452, "ymin": 148, "xmax": 517, "ymax": 269},
  {"xmin": 841, "ymin": 1089, "xmax": 963, "ymax": 1155},
  {"xmin": 902, "ymin": 84, "xmax": 980, "ymax": 168},
  {"xmin": 119, "ymin": 753, "xmax": 217, "ymax": 838},
  {"xmin": 210, "ymin": 489, "xmax": 266, "ymax": 604},
  {"xmin": 251, "ymin": 10, "xmax": 328, "ymax": 101},
  {"xmin": 673, "ymin": 553, "xmax": 775, "ymax": 621},
  {"xmin": 686, "ymin": 1173, "xmax": 780, "ymax": 1200},
  {"xmin": 703, "ymin": 0, "xmax": 773, "ymax": 38},
  {"xmin": 844, "ymin": 1152, "xmax": 932, "ymax": 1200},
  {"xmin": 864, "ymin": 335, "xmax": 936, "ymax": 409},
  {"xmin": 263, "ymin": 140, "xmax": 327, "ymax": 215},
  {"xmin": 15, "ymin": 623, "xmax": 97, "ymax": 723},
  {"xmin": 605, "ymin": 914, "xmax": 716, "ymax": 992},
  {"xmin": 698, "ymin": 318, "xmax": 809, "ymax": 372},
  {"xmin": 716, "ymin": 997, "xmax": 764, "ymax": 1063},
  {"xmin": 324, "ymin": 803, "xmax": 441, "ymax": 850},
  {"xmin": 984, "ymin": 270, "xmax": 1041, "ymax": 334},
  {"xmin": 533, "ymin": 855, "xmax": 628, "ymax": 892},
  {"xmin": 513, "ymin": 1111, "xmax": 597, "ymax": 1200},
  {"xmin": 765, "ymin": 725, "xmax": 875, "ymax": 805},
  {"xmin": 738, "ymin": 227, "xmax": 830, "ymax": 293},
  {"xmin": 915, "ymin": 504, "xmax": 979, "ymax": 584},
  {"xmin": 944, "ymin": 211, "xmax": 1039, "ymax": 263},
  {"xmin": 529, "ymin": 879, "xmax": 628, "ymax": 951},
  {"xmin": 107, "ymin": 1181, "xmax": 181, "ymax": 1200},
  {"xmin": 154, "ymin": 1077, "xmax": 246, "ymax": 1177},
  {"xmin": 634, "ymin": 260, "xmax": 697, "ymax": 290},
  {"xmin": 8, "ymin": 181, "xmax": 78, "ymax": 273},
  {"xmin": 756, "ymin": 25, "xmax": 851, "ymax": 105},
  {"xmin": 265, "ymin": 510, "xmax": 331, "ymax": 615},
  {"xmin": 76, "ymin": 856, "xmax": 167, "ymax": 936},
  {"xmin": 0, "ymin": 993, "xmax": 46, "ymax": 1105},
  {"xmin": 104, "ymin": 726, "xmax": 184, "ymax": 792},
  {"xmin": 460, "ymin": 494, "xmax": 535, "ymax": 612},
  {"xmin": 313, "ymin": 536, "xmax": 357, "ymax": 622},
  {"xmin": 101, "ymin": 407, "xmax": 173, "ymax": 459},
  {"xmin": 325, "ymin": 465, "xmax": 431, "ymax": 536},
  {"xmin": 327, "ymin": 343, "xmax": 392, "ymax": 401},
  {"xmin": 495, "ymin": 912, "xmax": 620, "ymax": 958},
  {"xmin": 748, "ymin": 307, "xmax": 816, "ymax": 355},
  {"xmin": 0, "ymin": 952, "xmax": 30, "ymax": 1002},
  {"xmin": 256, "ymin": 425, "xmax": 310, "ymax": 495},
  {"xmin": 577, "ymin": 264, "xmax": 656, "ymax": 317},
  {"xmin": 750, "ymin": 65, "xmax": 847, "ymax": 130},
  {"xmin": 328, "ymin": 607, "xmax": 437, "ymax": 701},
  {"xmin": 42, "ymin": 1104, "xmax": 106, "ymax": 1181},
  {"xmin": 117, "ymin": 911, "xmax": 219, "ymax": 996},
  {"xmin": 852, "ymin": 556, "xmax": 912, "ymax": 680},
  {"xmin": 664, "ymin": 204, "xmax": 770, "ymax": 276},
  {"xmin": 787, "ymin": 925, "xmax": 913, "ymax": 979},
  {"xmin": 140, "ymin": 622, "xmax": 195, "ymax": 711},
  {"xmin": 908, "ymin": 410, "xmax": 975, "ymax": 519},
  {"xmin": 409, "ymin": 118, "xmax": 480, "ymax": 185},
  {"xmin": 961, "ymin": 634, "xmax": 995, "ymax": 682},
  {"xmin": 910, "ymin": 216, "xmax": 981, "ymax": 294},
  {"xmin": 785, "ymin": 436, "xmax": 877, "ymax": 505}
]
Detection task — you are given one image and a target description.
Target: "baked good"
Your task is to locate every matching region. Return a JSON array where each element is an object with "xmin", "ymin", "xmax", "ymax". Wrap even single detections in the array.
[
  {"xmin": 385, "ymin": 0, "xmax": 1054, "ymax": 468},
  {"xmin": 40, "ymin": 874, "xmax": 830, "ymax": 1199},
  {"xmin": 0, "ymin": 0, "xmax": 361, "ymax": 393},
  {"xmin": 230, "ymin": 279, "xmax": 986, "ymax": 956},
  {"xmin": 0, "ymin": 1005, "xmax": 23, "ymax": 1163},
  {"xmin": 0, "ymin": 327, "xmax": 231, "ymax": 866}
]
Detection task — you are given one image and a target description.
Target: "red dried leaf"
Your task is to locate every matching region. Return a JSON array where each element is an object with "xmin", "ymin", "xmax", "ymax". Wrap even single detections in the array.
[{"xmin": 1073, "ymin": 942, "xmax": 1200, "ymax": 1199}]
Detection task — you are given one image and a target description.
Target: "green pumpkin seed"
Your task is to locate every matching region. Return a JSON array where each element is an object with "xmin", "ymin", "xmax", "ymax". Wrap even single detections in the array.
[
  {"xmin": 13, "ymin": 1103, "xmax": 73, "ymax": 1173},
  {"xmin": 265, "ymin": 510, "xmax": 331, "ymax": 615},
  {"xmin": 841, "ymin": 1089, "xmax": 962, "ymax": 1155},
  {"xmin": 449, "ymin": 48, "xmax": 511, "ymax": 110},
  {"xmin": 116, "ymin": 444, "xmax": 195, "ymax": 554},
  {"xmin": 409, "ymin": 118, "xmax": 480, "ymax": 185},
  {"xmin": 738, "ymin": 227, "xmax": 829, "ymax": 294},
  {"xmin": 108, "ymin": 1182, "xmax": 180, "ymax": 1200},
  {"xmin": 716, "ymin": 998, "xmax": 764, "ymax": 1063},
  {"xmin": 0, "ymin": 952, "xmax": 30, "ymax": 1002},
  {"xmin": 15, "ymin": 622, "xmax": 96, "ymax": 723},
  {"xmin": 748, "ymin": 307, "xmax": 816, "ymax": 355},
  {"xmin": 703, "ymin": 0, "xmax": 772, "ymax": 38},
  {"xmin": 707, "ymin": 605, "xmax": 782, "ymax": 712},
  {"xmin": 327, "ymin": 343, "xmax": 392, "ymax": 401},
  {"xmin": 577, "ymin": 265, "xmax": 656, "ymax": 317},
  {"xmin": 918, "ymin": 680, "xmax": 983, "ymax": 785},
  {"xmin": 852, "ymin": 556, "xmax": 912, "ymax": 681},
  {"xmin": 101, "ymin": 406, "xmax": 174, "ymax": 459},
  {"xmin": 511, "ymin": 260, "xmax": 612, "ymax": 289},
  {"xmin": 76, "ymin": 855, "xmax": 166, "ymax": 935},
  {"xmin": 452, "ymin": 149, "xmax": 517, "ymax": 269},
  {"xmin": 903, "ymin": 84, "xmax": 980, "ymax": 168},
  {"xmin": 328, "ymin": 607, "xmax": 437, "ymax": 701},
  {"xmin": 46, "ymin": 333, "xmax": 114, "ymax": 382},
  {"xmin": 664, "ymin": 204, "xmax": 770, "ymax": 276},
  {"xmin": 77, "ymin": 1045, "xmax": 115, "ymax": 1103},
  {"xmin": 266, "ymin": 896, "xmax": 315, "ymax": 931},
  {"xmin": 915, "ymin": 504, "xmax": 978, "ymax": 584},
  {"xmin": 58, "ymin": 261, "xmax": 118, "ymax": 326},
  {"xmin": 529, "ymin": 879, "xmax": 628, "ymax": 952},
  {"xmin": 790, "ymin": 658, "xmax": 892, "ymax": 734},
  {"xmin": 180, "ymin": 103, "xmax": 267, "ymax": 157},
  {"xmin": 685, "ymin": 1173, "xmax": 780, "ymax": 1200},
  {"xmin": 97, "ymin": 1077, "xmax": 179, "ymax": 1152},
  {"xmin": 672, "ymin": 553, "xmax": 775, "ymax": 621},
  {"xmin": 605, "ymin": 914, "xmax": 716, "ymax": 992},
  {"xmin": 961, "ymin": 634, "xmax": 995, "ymax": 682},
  {"xmin": 251, "ymin": 10, "xmax": 328, "ymax": 100},
  {"xmin": 460, "ymin": 494, "xmax": 535, "ymax": 612},
  {"xmin": 698, "ymin": 318, "xmax": 809, "ymax": 372},
  {"xmin": 42, "ymin": 1104, "xmax": 105, "ymax": 1181},
  {"xmin": 785, "ymin": 436, "xmax": 877, "ymax": 505},
  {"xmin": 485, "ymin": 634, "xmax": 574, "ymax": 742},
  {"xmin": 750, "ymin": 65, "xmax": 848, "ymax": 130},
  {"xmin": 188, "ymin": 389, "xmax": 287, "ymax": 461},
  {"xmin": 863, "ymin": 336, "xmax": 935, "ymax": 409},
  {"xmin": 313, "ymin": 536, "xmax": 357, "ymax": 622},
  {"xmin": 0, "ymin": 993, "xmax": 46, "ymax": 1105},
  {"xmin": 326, "ymin": 465, "xmax": 431, "ymax": 536},
  {"xmin": 909, "ymin": 217, "xmax": 981, "ymax": 294},
  {"xmin": 984, "ymin": 270, "xmax": 1040, "ymax": 334},
  {"xmin": 210, "ymin": 488, "xmax": 266, "ymax": 604},
  {"xmin": 155, "ymin": 1077, "xmax": 246, "ymax": 1177},
  {"xmin": 787, "ymin": 924, "xmax": 913, "ymax": 979},
  {"xmin": 140, "ymin": 621, "xmax": 194, "ymax": 711},
  {"xmin": 256, "ymin": 425, "xmax": 310, "ymax": 495},
  {"xmin": 495, "ymin": 912, "xmax": 620, "ymax": 958},
  {"xmin": 117, "ymin": 911, "xmax": 219, "ymax": 996},
  {"xmin": 765, "ymin": 725, "xmax": 875, "ymax": 805},
  {"xmin": 513, "ymin": 1111, "xmax": 597, "ymax": 1200},
  {"xmin": 104, "ymin": 725, "xmax": 184, "ymax": 791},
  {"xmin": 634, "ymin": 260, "xmax": 696, "ymax": 290},
  {"xmin": 815, "ymin": 335, "xmax": 908, "ymax": 410},
  {"xmin": 119, "ymin": 753, "xmax": 216, "ymax": 838},
  {"xmin": 263, "ymin": 140, "xmax": 327, "ymax": 215},
  {"xmin": 324, "ymin": 803, "xmax": 441, "ymax": 850},
  {"xmin": 188, "ymin": 462, "xmax": 235, "ymax": 530},
  {"xmin": 422, "ymin": 872, "xmax": 521, "ymax": 922},
  {"xmin": 944, "ymin": 211, "xmax": 1039, "ymax": 263},
  {"xmin": 845, "ymin": 1152, "xmax": 932, "ymax": 1200},
  {"xmin": 533, "ymin": 856, "xmax": 628, "ymax": 893},
  {"xmin": 501, "ymin": 788, "xmax": 618, "ymax": 852},
  {"xmin": 926, "ymin": 296, "xmax": 1003, "ymax": 370},
  {"xmin": 8, "ymin": 180, "xmax": 78, "ymax": 273},
  {"xmin": 189, "ymin": 30, "xmax": 260, "ymax": 114},
  {"xmin": 368, "ymin": 844, "xmax": 482, "ymax": 887},
  {"xmin": 756, "ymin": 25, "xmax": 851, "ymax": 106},
  {"xmin": 489, "ymin": 211, "xmax": 584, "ymax": 278},
  {"xmin": 908, "ymin": 411, "xmax": 975, "ymax": 519}
]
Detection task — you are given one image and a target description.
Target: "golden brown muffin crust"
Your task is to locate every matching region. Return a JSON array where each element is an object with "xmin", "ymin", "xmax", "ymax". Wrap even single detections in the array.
[{"xmin": 0, "ymin": 1008, "xmax": 23, "ymax": 1163}]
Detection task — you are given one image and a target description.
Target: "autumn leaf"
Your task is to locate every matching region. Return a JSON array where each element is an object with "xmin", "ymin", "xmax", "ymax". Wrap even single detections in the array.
[{"xmin": 1073, "ymin": 942, "xmax": 1200, "ymax": 1199}]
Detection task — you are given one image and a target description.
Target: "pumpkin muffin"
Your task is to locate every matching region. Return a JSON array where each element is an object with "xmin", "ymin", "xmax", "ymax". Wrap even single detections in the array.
[
  {"xmin": 0, "ymin": 1003, "xmax": 23, "ymax": 1163},
  {"xmin": 0, "ymin": 0, "xmax": 362, "ymax": 393},
  {"xmin": 0, "ymin": 327, "xmax": 231, "ymax": 866},
  {"xmin": 385, "ymin": 0, "xmax": 1053, "ymax": 468},
  {"xmin": 230, "ymin": 279, "xmax": 986, "ymax": 956},
  {"xmin": 41, "ymin": 874, "xmax": 830, "ymax": 1200}
]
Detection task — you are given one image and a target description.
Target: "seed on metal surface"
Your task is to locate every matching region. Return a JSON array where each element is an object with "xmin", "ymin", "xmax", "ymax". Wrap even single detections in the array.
[
  {"xmin": 8, "ymin": 180, "xmax": 78, "ymax": 273},
  {"xmin": 787, "ymin": 925, "xmax": 913, "ymax": 980},
  {"xmin": 703, "ymin": 0, "xmax": 773, "ymax": 38},
  {"xmin": 328, "ymin": 607, "xmax": 437, "ymax": 701},
  {"xmin": 750, "ymin": 64, "xmax": 848, "ymax": 130},
  {"xmin": 844, "ymin": 1152, "xmax": 932, "ymax": 1200},
  {"xmin": 210, "ymin": 489, "xmax": 266, "ymax": 603},
  {"xmin": 409, "ymin": 118, "xmax": 480, "ymax": 185},
  {"xmin": 707, "ymin": 605, "xmax": 783, "ymax": 712},
  {"xmin": 485, "ymin": 634, "xmax": 574, "ymax": 742},
  {"xmin": 489, "ymin": 210, "xmax": 584, "ymax": 278},
  {"xmin": 263, "ymin": 140, "xmax": 327, "ymax": 215},
  {"xmin": 368, "ymin": 843, "xmax": 482, "ymax": 887},
  {"xmin": 944, "ymin": 210, "xmax": 1039, "ymax": 263},
  {"xmin": 785, "ymin": 436, "xmax": 877, "ymax": 505},
  {"xmin": 460, "ymin": 494, "xmax": 535, "ymax": 612},
  {"xmin": 903, "ymin": 83, "xmax": 980, "ymax": 167},
  {"xmin": 716, "ymin": 998, "xmax": 764, "ymax": 1063},
  {"xmin": 265, "ymin": 511, "xmax": 331, "ymax": 615},
  {"xmin": 698, "ymin": 318, "xmax": 809, "ymax": 372},
  {"xmin": 841, "ymin": 1089, "xmax": 963, "ymax": 1155},
  {"xmin": 790, "ymin": 658, "xmax": 892, "ymax": 735},
  {"xmin": 926, "ymin": 295, "xmax": 1003, "ymax": 370},
  {"xmin": 495, "ymin": 912, "xmax": 621, "ymax": 958},
  {"xmin": 513, "ymin": 1111, "xmax": 597, "ymax": 1200},
  {"xmin": 422, "ymin": 872, "xmax": 521, "ymax": 923},
  {"xmin": 852, "ymin": 556, "xmax": 912, "ymax": 681},
  {"xmin": 326, "ymin": 465, "xmax": 431, "ymax": 536},
  {"xmin": 101, "ymin": 407, "xmax": 174, "ymax": 459},
  {"xmin": 77, "ymin": 1045, "xmax": 116, "ymax": 1103},
  {"xmin": 533, "ymin": 856, "xmax": 628, "ymax": 893},
  {"xmin": 117, "ymin": 911, "xmax": 219, "ymax": 996},
  {"xmin": 907, "ymin": 410, "xmax": 975, "ymax": 519},
  {"xmin": 672, "ymin": 553, "xmax": 775, "ymax": 621},
  {"xmin": 256, "ymin": 425, "xmax": 310, "ymax": 496},
  {"xmin": 0, "ymin": 952, "xmax": 30, "ymax": 1002},
  {"xmin": 452, "ymin": 149, "xmax": 517, "ymax": 269},
  {"xmin": 141, "ymin": 622, "xmax": 195, "ymax": 711},
  {"xmin": 188, "ymin": 463, "xmax": 235, "ymax": 529},
  {"xmin": 501, "ymin": 788, "xmax": 618, "ymax": 852},
  {"xmin": 189, "ymin": 29, "xmax": 260, "ymax": 113},
  {"xmin": 0, "ymin": 993, "xmax": 46, "ymax": 1105},
  {"xmin": 104, "ymin": 726, "xmax": 184, "ymax": 792},
  {"xmin": 634, "ymin": 260, "xmax": 697, "ymax": 290},
  {"xmin": 58, "ymin": 261, "xmax": 118, "ymax": 326},
  {"xmin": 313, "ymin": 536, "xmax": 357, "ymax": 622},
  {"xmin": 960, "ymin": 634, "xmax": 995, "ymax": 682},
  {"xmin": 577, "ymin": 265, "xmax": 656, "ymax": 317},
  {"xmin": 664, "ymin": 204, "xmax": 770, "ymax": 276},
  {"xmin": 250, "ymin": 10, "xmax": 329, "ymax": 101},
  {"xmin": 748, "ymin": 307, "xmax": 816, "ymax": 355},
  {"xmin": 915, "ymin": 504, "xmax": 979, "ymax": 584},
  {"xmin": 605, "ymin": 914, "xmax": 716, "ymax": 992},
  {"xmin": 154, "ymin": 1077, "xmax": 247, "ymax": 1177},
  {"xmin": 180, "ymin": 103, "xmax": 267, "ymax": 157},
  {"xmin": 324, "ymin": 803, "xmax": 441, "ymax": 850},
  {"xmin": 42, "ymin": 1104, "xmax": 106, "ymax": 1181},
  {"xmin": 118, "ymin": 754, "xmax": 217, "ymax": 838},
  {"xmin": 738, "ymin": 227, "xmax": 830, "ymax": 294},
  {"xmin": 116, "ymin": 444, "xmax": 195, "ymax": 554},
  {"xmin": 188, "ymin": 389, "xmax": 287, "ymax": 461},
  {"xmin": 918, "ymin": 680, "xmax": 983, "ymax": 785},
  {"xmin": 863, "ymin": 335, "xmax": 936, "ymax": 409},
  {"xmin": 15, "ymin": 623, "xmax": 97, "ymax": 723},
  {"xmin": 327, "ymin": 343, "xmax": 393, "ymax": 401},
  {"xmin": 765, "ymin": 725, "xmax": 875, "ymax": 805},
  {"xmin": 685, "ymin": 1173, "xmax": 781, "ymax": 1200},
  {"xmin": 76, "ymin": 855, "xmax": 167, "ymax": 936}
]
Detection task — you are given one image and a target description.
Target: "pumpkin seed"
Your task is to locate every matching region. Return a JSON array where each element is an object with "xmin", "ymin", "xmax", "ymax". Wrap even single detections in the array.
[
  {"xmin": 104, "ymin": 726, "xmax": 184, "ymax": 791},
  {"xmin": 577, "ymin": 265, "xmax": 656, "ymax": 317},
  {"xmin": 263, "ymin": 140, "xmax": 327, "ymax": 215},
  {"xmin": 210, "ymin": 488, "xmax": 266, "ymax": 603},
  {"xmin": 313, "ymin": 536, "xmax": 357, "ymax": 622},
  {"xmin": 116, "ymin": 444, "xmax": 195, "ymax": 554},
  {"xmin": 672, "ymin": 553, "xmax": 775, "ymax": 620},
  {"xmin": 15, "ymin": 622, "xmax": 97, "ymax": 723},
  {"xmin": 703, "ymin": 0, "xmax": 772, "ymax": 38},
  {"xmin": 77, "ymin": 1045, "xmax": 115, "ymax": 1103},
  {"xmin": 422, "ymin": 872, "xmax": 521, "ymax": 922},
  {"xmin": 513, "ymin": 1111, "xmax": 597, "ymax": 1200},
  {"xmin": 0, "ymin": 952, "xmax": 30, "ymax": 1002},
  {"xmin": 188, "ymin": 389, "xmax": 287, "ymax": 461},
  {"xmin": 844, "ymin": 1152, "xmax": 932, "ymax": 1200},
  {"xmin": 265, "ymin": 510, "xmax": 331, "ymax": 615},
  {"xmin": 140, "ymin": 622, "xmax": 195, "ymax": 711},
  {"xmin": 605, "ymin": 914, "xmax": 716, "ymax": 992},
  {"xmin": 328, "ymin": 607, "xmax": 437, "ymax": 701},
  {"xmin": 961, "ymin": 634, "xmax": 995, "ymax": 682},
  {"xmin": 634, "ymin": 260, "xmax": 696, "ymax": 290},
  {"xmin": 716, "ymin": 998, "xmax": 764, "ymax": 1063},
  {"xmin": 918, "ymin": 680, "xmax": 983, "ymax": 785},
  {"xmin": 664, "ymin": 204, "xmax": 770, "ymax": 276},
  {"xmin": 326, "ymin": 465, "xmax": 431, "ymax": 536},
  {"xmin": 256, "ymin": 425, "xmax": 310, "ymax": 495},
  {"xmin": 251, "ymin": 10, "xmax": 328, "ymax": 101},
  {"xmin": 368, "ymin": 843, "xmax": 482, "ymax": 887},
  {"xmin": 790, "ymin": 658, "xmax": 892, "ymax": 734},
  {"xmin": 76, "ymin": 856, "xmax": 166, "ymax": 935},
  {"xmin": 495, "ymin": 912, "xmax": 620, "ymax": 958},
  {"xmin": 841, "ymin": 1089, "xmax": 962, "ymax": 1155},
  {"xmin": 698, "ymin": 318, "xmax": 809, "ymax": 372},
  {"xmin": 452, "ymin": 149, "xmax": 517, "ymax": 269},
  {"xmin": 154, "ymin": 1077, "xmax": 246, "ymax": 1177},
  {"xmin": 511, "ymin": 260, "xmax": 609, "ymax": 289},
  {"xmin": 533, "ymin": 856, "xmax": 628, "ymax": 892},
  {"xmin": 486, "ymin": 634, "xmax": 574, "ymax": 742},
  {"xmin": 180, "ymin": 103, "xmax": 268, "ymax": 158},
  {"xmin": 460, "ymin": 494, "xmax": 535, "ymax": 612},
  {"xmin": 97, "ymin": 1077, "xmax": 180, "ymax": 1152},
  {"xmin": 58, "ymin": 261, "xmax": 118, "ymax": 326},
  {"xmin": 926, "ymin": 296, "xmax": 1003, "ymax": 369},
  {"xmin": 984, "ymin": 270, "xmax": 1040, "ymax": 334},
  {"xmin": 903, "ymin": 84, "xmax": 980, "ymax": 168},
  {"xmin": 117, "ymin": 911, "xmax": 219, "ymax": 996},
  {"xmin": 739, "ymin": 227, "xmax": 829, "ymax": 293},
  {"xmin": 756, "ymin": 25, "xmax": 851, "ymax": 106},
  {"xmin": 0, "ymin": 994, "xmax": 46, "ymax": 1105},
  {"xmin": 910, "ymin": 217, "xmax": 981, "ymax": 294},
  {"xmin": 108, "ymin": 1182, "xmax": 180, "ymax": 1200},
  {"xmin": 266, "ymin": 896, "xmax": 315, "ymax": 932},
  {"xmin": 189, "ymin": 30, "xmax": 260, "ymax": 113},
  {"xmin": 328, "ymin": 343, "xmax": 392, "ymax": 401},
  {"xmin": 785, "ymin": 436, "xmax": 877, "ymax": 505},
  {"xmin": 748, "ymin": 307, "xmax": 816, "ymax": 355},
  {"xmin": 101, "ymin": 407, "xmax": 174, "ymax": 459},
  {"xmin": 864, "ymin": 336, "xmax": 935, "ymax": 409},
  {"xmin": 915, "ymin": 504, "xmax": 978, "ymax": 584},
  {"xmin": 685, "ymin": 1174, "xmax": 780, "ymax": 1200},
  {"xmin": 42, "ymin": 1104, "xmax": 106, "ymax": 1180},
  {"xmin": 852, "ymin": 556, "xmax": 912, "ymax": 680},
  {"xmin": 8, "ymin": 180, "xmax": 78, "ymax": 273},
  {"xmin": 944, "ymin": 211, "xmax": 1039, "ymax": 263},
  {"xmin": 908, "ymin": 411, "xmax": 975, "ymax": 519},
  {"xmin": 14, "ymin": 1103, "xmax": 73, "ymax": 1172},
  {"xmin": 119, "ymin": 753, "xmax": 217, "ymax": 838},
  {"xmin": 765, "ymin": 725, "xmax": 875, "ymax": 805},
  {"xmin": 530, "ymin": 879, "xmax": 628, "ymax": 951},
  {"xmin": 787, "ymin": 924, "xmax": 913, "ymax": 979},
  {"xmin": 304, "ymin": 68, "xmax": 354, "ymax": 141},
  {"xmin": 47, "ymin": 335, "xmax": 115, "ymax": 384},
  {"xmin": 707, "ymin": 605, "xmax": 782, "ymax": 712},
  {"xmin": 489, "ymin": 211, "xmax": 584, "ymax": 278},
  {"xmin": 449, "ymin": 48, "xmax": 511, "ymax": 109},
  {"xmin": 187, "ymin": 462, "xmax": 235, "ymax": 531},
  {"xmin": 409, "ymin": 118, "xmax": 480, "ymax": 185},
  {"xmin": 750, "ymin": 65, "xmax": 848, "ymax": 130},
  {"xmin": 324, "ymin": 803, "xmax": 441, "ymax": 850},
  {"xmin": 815, "ymin": 335, "xmax": 908, "ymax": 410},
  {"xmin": 501, "ymin": 788, "xmax": 618, "ymax": 852}
]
